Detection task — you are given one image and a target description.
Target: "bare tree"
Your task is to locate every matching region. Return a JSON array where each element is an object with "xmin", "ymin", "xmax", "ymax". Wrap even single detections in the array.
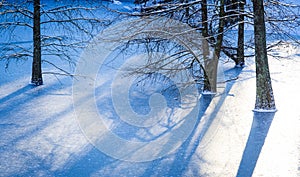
[
  {"xmin": 204, "ymin": 0, "xmax": 225, "ymax": 93},
  {"xmin": 264, "ymin": 0, "xmax": 300, "ymax": 44},
  {"xmin": 252, "ymin": 0, "xmax": 276, "ymax": 111},
  {"xmin": 201, "ymin": 0, "xmax": 211, "ymax": 91},
  {"xmin": 132, "ymin": 0, "xmax": 228, "ymax": 93},
  {"xmin": 32, "ymin": 0, "xmax": 42, "ymax": 85},
  {"xmin": 108, "ymin": 0, "xmax": 300, "ymax": 109},
  {"xmin": 0, "ymin": 0, "xmax": 110, "ymax": 85},
  {"xmin": 236, "ymin": 0, "xmax": 245, "ymax": 67}
]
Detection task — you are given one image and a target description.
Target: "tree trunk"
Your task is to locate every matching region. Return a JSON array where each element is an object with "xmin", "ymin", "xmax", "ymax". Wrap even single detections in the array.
[
  {"xmin": 253, "ymin": 0, "xmax": 276, "ymax": 111},
  {"xmin": 204, "ymin": 0, "xmax": 225, "ymax": 93},
  {"xmin": 236, "ymin": 0, "xmax": 245, "ymax": 67},
  {"xmin": 225, "ymin": 0, "xmax": 238, "ymax": 26},
  {"xmin": 201, "ymin": 0, "xmax": 211, "ymax": 91},
  {"xmin": 31, "ymin": 0, "xmax": 43, "ymax": 85}
]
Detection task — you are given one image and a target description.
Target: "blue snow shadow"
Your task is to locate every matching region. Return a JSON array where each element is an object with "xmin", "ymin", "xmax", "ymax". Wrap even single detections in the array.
[
  {"xmin": 160, "ymin": 66, "xmax": 244, "ymax": 176},
  {"xmin": 65, "ymin": 83, "xmax": 216, "ymax": 177},
  {"xmin": 65, "ymin": 66, "xmax": 244, "ymax": 177},
  {"xmin": 0, "ymin": 77, "xmax": 79, "ymax": 176},
  {"xmin": 149, "ymin": 94, "xmax": 213, "ymax": 177},
  {"xmin": 0, "ymin": 84, "xmax": 34, "ymax": 107},
  {"xmin": 236, "ymin": 112, "xmax": 276, "ymax": 177},
  {"xmin": 0, "ymin": 65, "xmax": 246, "ymax": 176}
]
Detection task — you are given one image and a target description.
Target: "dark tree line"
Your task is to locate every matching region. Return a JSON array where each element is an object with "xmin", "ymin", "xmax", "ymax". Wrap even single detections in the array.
[
  {"xmin": 132, "ymin": 0, "xmax": 300, "ymax": 110},
  {"xmin": 2, "ymin": 0, "xmax": 300, "ymax": 110}
]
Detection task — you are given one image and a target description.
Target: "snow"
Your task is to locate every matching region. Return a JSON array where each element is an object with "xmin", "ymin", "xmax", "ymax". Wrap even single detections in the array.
[
  {"xmin": 1, "ymin": 41, "xmax": 299, "ymax": 176},
  {"xmin": 201, "ymin": 90, "xmax": 216, "ymax": 95},
  {"xmin": 113, "ymin": 0, "xmax": 122, "ymax": 5},
  {"xmin": 252, "ymin": 109, "xmax": 278, "ymax": 113},
  {"xmin": 0, "ymin": 1, "xmax": 300, "ymax": 177}
]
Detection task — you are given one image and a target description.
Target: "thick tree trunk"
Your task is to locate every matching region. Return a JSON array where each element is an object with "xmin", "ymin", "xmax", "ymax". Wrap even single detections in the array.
[
  {"xmin": 253, "ymin": 0, "xmax": 276, "ymax": 111},
  {"xmin": 236, "ymin": 0, "xmax": 245, "ymax": 67},
  {"xmin": 31, "ymin": 0, "xmax": 43, "ymax": 85}
]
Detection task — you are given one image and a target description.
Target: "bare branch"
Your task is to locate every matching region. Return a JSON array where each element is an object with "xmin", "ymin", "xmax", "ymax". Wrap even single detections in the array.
[{"xmin": 0, "ymin": 22, "xmax": 33, "ymax": 28}]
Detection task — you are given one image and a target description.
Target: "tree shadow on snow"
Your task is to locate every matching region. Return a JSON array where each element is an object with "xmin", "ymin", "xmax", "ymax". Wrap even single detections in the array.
[
  {"xmin": 52, "ymin": 66, "xmax": 245, "ymax": 177},
  {"xmin": 162, "ymin": 94, "xmax": 214, "ymax": 177},
  {"xmin": 0, "ymin": 78, "xmax": 80, "ymax": 176},
  {"xmin": 0, "ymin": 84, "xmax": 34, "ymax": 107},
  {"xmin": 236, "ymin": 112, "xmax": 276, "ymax": 177},
  {"xmin": 140, "ymin": 66, "xmax": 245, "ymax": 177}
]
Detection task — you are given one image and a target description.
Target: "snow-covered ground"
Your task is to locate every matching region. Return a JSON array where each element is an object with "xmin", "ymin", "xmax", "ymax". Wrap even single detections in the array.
[
  {"xmin": 0, "ymin": 40, "xmax": 299, "ymax": 176},
  {"xmin": 1, "ymin": 0, "xmax": 300, "ymax": 176}
]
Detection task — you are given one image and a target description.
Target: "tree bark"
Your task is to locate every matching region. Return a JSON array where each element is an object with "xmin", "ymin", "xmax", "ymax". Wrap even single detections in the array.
[
  {"xmin": 236, "ymin": 0, "xmax": 245, "ymax": 67},
  {"xmin": 31, "ymin": 0, "xmax": 43, "ymax": 85},
  {"xmin": 225, "ymin": 0, "xmax": 238, "ymax": 26},
  {"xmin": 253, "ymin": 0, "xmax": 276, "ymax": 110},
  {"xmin": 201, "ymin": 0, "xmax": 211, "ymax": 91},
  {"xmin": 205, "ymin": 0, "xmax": 225, "ymax": 93}
]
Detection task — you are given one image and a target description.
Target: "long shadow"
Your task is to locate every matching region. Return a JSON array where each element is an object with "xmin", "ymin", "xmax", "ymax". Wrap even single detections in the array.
[
  {"xmin": 141, "ymin": 66, "xmax": 244, "ymax": 177},
  {"xmin": 53, "ymin": 66, "xmax": 244, "ymax": 177},
  {"xmin": 0, "ymin": 78, "xmax": 81, "ymax": 176},
  {"xmin": 139, "ymin": 94, "xmax": 213, "ymax": 177},
  {"xmin": 0, "ymin": 78, "xmax": 71, "ymax": 117},
  {"xmin": 163, "ymin": 94, "xmax": 213, "ymax": 177},
  {"xmin": 167, "ymin": 67, "xmax": 244, "ymax": 175},
  {"xmin": 236, "ymin": 112, "xmax": 276, "ymax": 177},
  {"xmin": 0, "ymin": 84, "xmax": 34, "ymax": 105},
  {"xmin": 53, "ymin": 147, "xmax": 118, "ymax": 177}
]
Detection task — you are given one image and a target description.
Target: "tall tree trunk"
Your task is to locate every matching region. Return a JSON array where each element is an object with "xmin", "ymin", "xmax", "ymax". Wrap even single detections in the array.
[
  {"xmin": 253, "ymin": 0, "xmax": 276, "ymax": 111},
  {"xmin": 236, "ymin": 0, "xmax": 245, "ymax": 67},
  {"xmin": 205, "ymin": 0, "xmax": 225, "ymax": 93},
  {"xmin": 31, "ymin": 0, "xmax": 43, "ymax": 85},
  {"xmin": 201, "ymin": 0, "xmax": 211, "ymax": 91}
]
